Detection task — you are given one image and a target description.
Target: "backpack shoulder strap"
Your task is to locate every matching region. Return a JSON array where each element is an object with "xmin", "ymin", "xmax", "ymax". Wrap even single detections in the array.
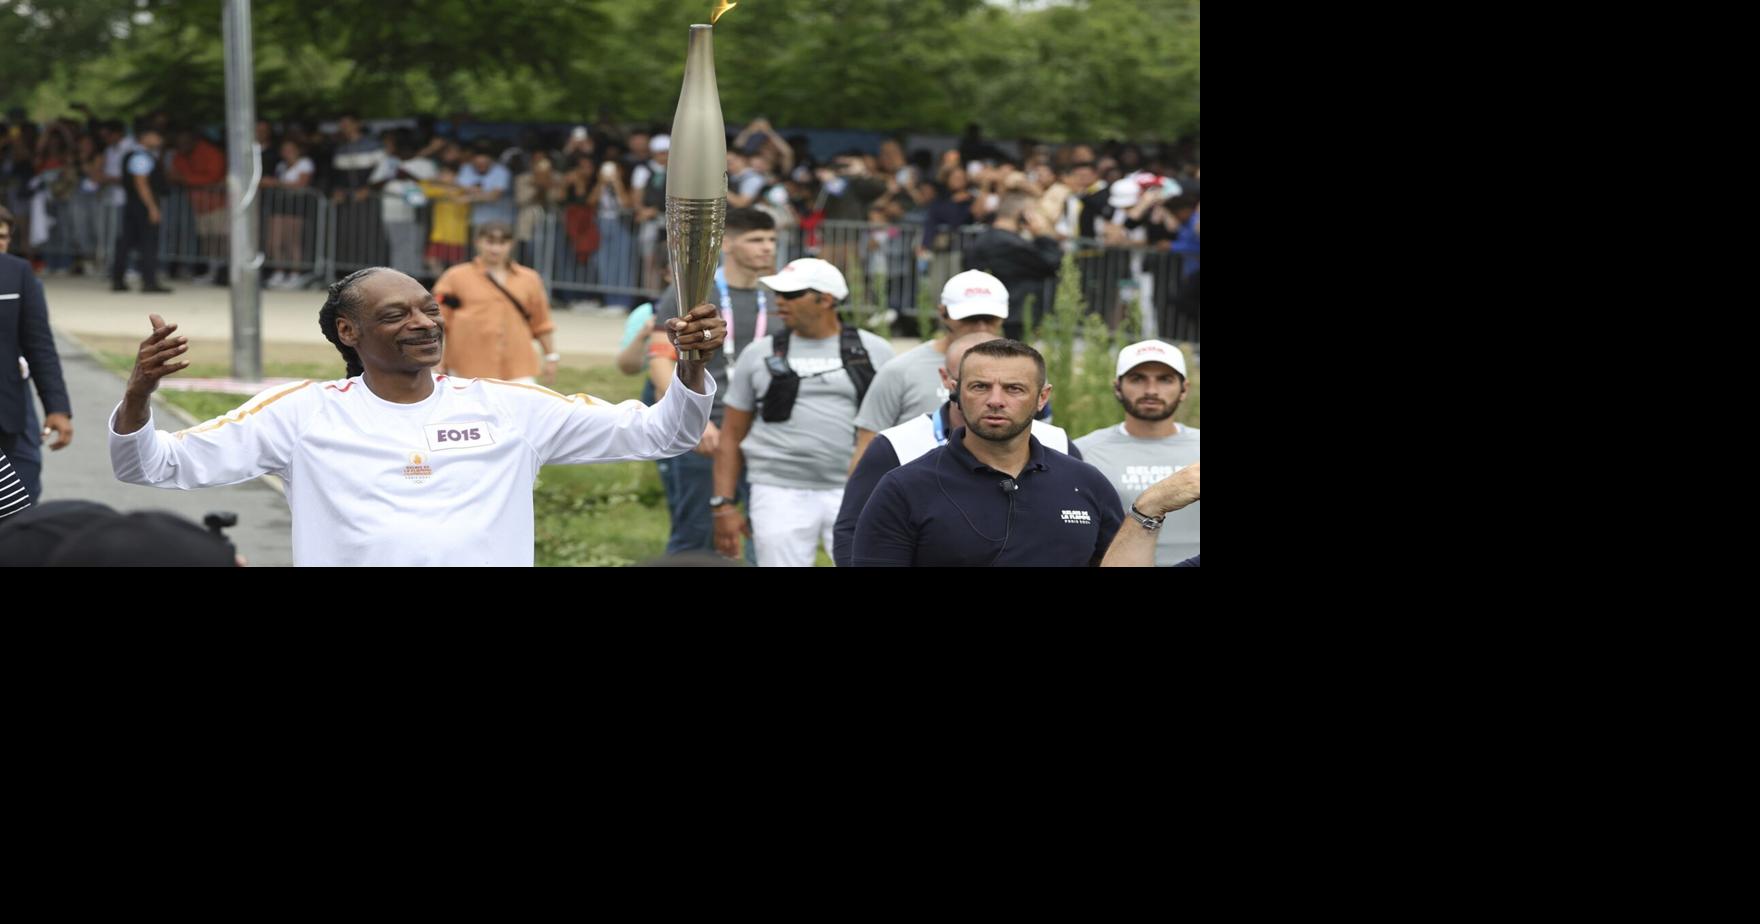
[{"xmin": 839, "ymin": 325, "xmax": 876, "ymax": 408}]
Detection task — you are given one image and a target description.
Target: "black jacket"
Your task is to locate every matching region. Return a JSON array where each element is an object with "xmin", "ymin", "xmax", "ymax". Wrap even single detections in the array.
[
  {"xmin": 1075, "ymin": 184, "xmax": 1114, "ymax": 240},
  {"xmin": 121, "ymin": 148, "xmax": 168, "ymax": 212},
  {"xmin": 0, "ymin": 253, "xmax": 71, "ymax": 435},
  {"xmin": 964, "ymin": 227, "xmax": 1063, "ymax": 319}
]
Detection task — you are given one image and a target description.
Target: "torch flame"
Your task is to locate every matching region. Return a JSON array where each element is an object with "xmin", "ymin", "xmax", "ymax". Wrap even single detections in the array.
[{"xmin": 711, "ymin": 1, "xmax": 737, "ymax": 25}]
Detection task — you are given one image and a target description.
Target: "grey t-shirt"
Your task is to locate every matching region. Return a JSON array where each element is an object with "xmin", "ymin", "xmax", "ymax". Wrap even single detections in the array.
[
  {"xmin": 1073, "ymin": 423, "xmax": 1201, "ymax": 566},
  {"xmin": 853, "ymin": 339, "xmax": 947, "ymax": 433},
  {"xmin": 654, "ymin": 282, "xmax": 779, "ymax": 426},
  {"xmin": 725, "ymin": 328, "xmax": 897, "ymax": 489}
]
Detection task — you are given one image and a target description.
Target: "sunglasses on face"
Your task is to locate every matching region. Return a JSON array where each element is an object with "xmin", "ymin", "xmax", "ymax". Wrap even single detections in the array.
[{"xmin": 773, "ymin": 289, "xmax": 814, "ymax": 301}]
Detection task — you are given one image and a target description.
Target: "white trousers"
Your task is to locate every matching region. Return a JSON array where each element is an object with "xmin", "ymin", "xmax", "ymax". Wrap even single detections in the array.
[{"xmin": 748, "ymin": 483, "xmax": 844, "ymax": 567}]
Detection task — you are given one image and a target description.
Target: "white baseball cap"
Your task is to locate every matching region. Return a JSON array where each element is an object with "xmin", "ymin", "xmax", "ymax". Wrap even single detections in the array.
[
  {"xmin": 1115, "ymin": 339, "xmax": 1187, "ymax": 379},
  {"xmin": 650, "ymin": 134, "xmax": 671, "ymax": 153},
  {"xmin": 939, "ymin": 270, "xmax": 1009, "ymax": 320},
  {"xmin": 759, "ymin": 258, "xmax": 849, "ymax": 300},
  {"xmin": 1109, "ymin": 175, "xmax": 1142, "ymax": 209}
]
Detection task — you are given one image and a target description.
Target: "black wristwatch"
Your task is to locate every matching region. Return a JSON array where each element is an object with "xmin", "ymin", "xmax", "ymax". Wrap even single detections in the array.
[
  {"xmin": 1128, "ymin": 504, "xmax": 1165, "ymax": 531},
  {"xmin": 708, "ymin": 495, "xmax": 736, "ymax": 508}
]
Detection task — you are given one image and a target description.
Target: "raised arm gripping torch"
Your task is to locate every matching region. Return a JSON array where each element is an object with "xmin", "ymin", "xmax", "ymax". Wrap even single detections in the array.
[{"xmin": 665, "ymin": 23, "xmax": 728, "ymax": 362}]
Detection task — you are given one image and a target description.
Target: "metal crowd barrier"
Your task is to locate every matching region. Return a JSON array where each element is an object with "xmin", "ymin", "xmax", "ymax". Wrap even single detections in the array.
[
  {"xmin": 26, "ymin": 182, "xmax": 1196, "ymax": 344},
  {"xmin": 528, "ymin": 206, "xmax": 652, "ymax": 307},
  {"xmin": 14, "ymin": 171, "xmax": 113, "ymax": 276}
]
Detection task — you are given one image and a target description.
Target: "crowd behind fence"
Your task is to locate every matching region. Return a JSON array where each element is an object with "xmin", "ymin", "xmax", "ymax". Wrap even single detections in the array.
[
  {"xmin": 5, "ymin": 110, "xmax": 1200, "ymax": 343},
  {"xmin": 41, "ymin": 185, "xmax": 1198, "ymax": 343}
]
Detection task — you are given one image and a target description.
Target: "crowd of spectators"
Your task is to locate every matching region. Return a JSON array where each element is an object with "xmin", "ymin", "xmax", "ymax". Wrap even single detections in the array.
[{"xmin": 2, "ymin": 107, "xmax": 1198, "ymax": 328}]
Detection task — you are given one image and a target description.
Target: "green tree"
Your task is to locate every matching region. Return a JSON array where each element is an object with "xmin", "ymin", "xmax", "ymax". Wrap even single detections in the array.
[
  {"xmin": 959, "ymin": 0, "xmax": 1199, "ymax": 139},
  {"xmin": 2, "ymin": 0, "xmax": 140, "ymax": 112},
  {"xmin": 8, "ymin": 0, "xmax": 609, "ymax": 120},
  {"xmin": 9, "ymin": 0, "xmax": 1198, "ymax": 143}
]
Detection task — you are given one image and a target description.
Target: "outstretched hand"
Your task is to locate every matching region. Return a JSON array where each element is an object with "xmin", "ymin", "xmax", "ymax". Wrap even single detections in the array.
[{"xmin": 127, "ymin": 313, "xmax": 189, "ymax": 398}]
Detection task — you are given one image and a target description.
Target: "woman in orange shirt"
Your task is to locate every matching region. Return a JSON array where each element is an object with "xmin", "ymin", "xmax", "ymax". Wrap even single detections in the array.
[{"xmin": 431, "ymin": 221, "xmax": 559, "ymax": 384}]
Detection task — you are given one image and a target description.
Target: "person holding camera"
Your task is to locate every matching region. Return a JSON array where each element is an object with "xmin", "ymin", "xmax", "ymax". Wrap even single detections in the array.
[
  {"xmin": 712, "ymin": 258, "xmax": 894, "ymax": 566},
  {"xmin": 589, "ymin": 154, "xmax": 636, "ymax": 307},
  {"xmin": 631, "ymin": 132, "xmax": 669, "ymax": 291},
  {"xmin": 811, "ymin": 153, "xmax": 891, "ymax": 280},
  {"xmin": 458, "ymin": 138, "xmax": 514, "ymax": 236},
  {"xmin": 814, "ymin": 152, "xmax": 890, "ymax": 222},
  {"xmin": 966, "ymin": 193, "xmax": 1064, "ymax": 341}
]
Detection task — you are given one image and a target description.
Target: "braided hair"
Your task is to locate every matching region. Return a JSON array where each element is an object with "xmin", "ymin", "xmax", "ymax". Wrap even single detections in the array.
[{"xmin": 317, "ymin": 268, "xmax": 385, "ymax": 378}]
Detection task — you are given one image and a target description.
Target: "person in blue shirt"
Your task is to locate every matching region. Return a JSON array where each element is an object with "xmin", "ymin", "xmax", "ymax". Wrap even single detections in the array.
[
  {"xmin": 851, "ymin": 339, "xmax": 1121, "ymax": 567},
  {"xmin": 1169, "ymin": 204, "xmax": 1199, "ymax": 330},
  {"xmin": 457, "ymin": 139, "xmax": 514, "ymax": 235}
]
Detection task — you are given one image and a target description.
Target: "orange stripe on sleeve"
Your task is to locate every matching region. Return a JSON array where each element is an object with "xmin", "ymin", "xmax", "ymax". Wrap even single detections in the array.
[
  {"xmin": 174, "ymin": 380, "xmax": 316, "ymax": 439},
  {"xmin": 480, "ymin": 378, "xmax": 612, "ymax": 406}
]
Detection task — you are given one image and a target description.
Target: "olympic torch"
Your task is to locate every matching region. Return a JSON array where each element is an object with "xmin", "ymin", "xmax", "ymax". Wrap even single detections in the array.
[{"xmin": 665, "ymin": 21, "xmax": 728, "ymax": 362}]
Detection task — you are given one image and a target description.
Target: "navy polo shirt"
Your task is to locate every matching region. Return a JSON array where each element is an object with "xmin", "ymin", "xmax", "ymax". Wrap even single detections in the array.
[
  {"xmin": 851, "ymin": 426, "xmax": 1123, "ymax": 567},
  {"xmin": 832, "ymin": 402, "xmax": 1086, "ymax": 568}
]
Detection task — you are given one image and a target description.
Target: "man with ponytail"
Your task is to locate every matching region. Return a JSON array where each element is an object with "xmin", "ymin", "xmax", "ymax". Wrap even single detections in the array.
[{"xmin": 108, "ymin": 267, "xmax": 726, "ymax": 566}]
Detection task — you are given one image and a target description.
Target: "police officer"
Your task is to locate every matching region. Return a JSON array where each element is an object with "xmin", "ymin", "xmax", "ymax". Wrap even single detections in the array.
[{"xmin": 111, "ymin": 126, "xmax": 173, "ymax": 294}]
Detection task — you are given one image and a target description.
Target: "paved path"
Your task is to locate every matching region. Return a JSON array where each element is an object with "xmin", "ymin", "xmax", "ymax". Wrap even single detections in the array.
[{"xmin": 37, "ymin": 328, "xmax": 295, "ymax": 566}]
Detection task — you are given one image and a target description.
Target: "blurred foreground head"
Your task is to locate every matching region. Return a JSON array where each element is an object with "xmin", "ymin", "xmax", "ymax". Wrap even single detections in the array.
[{"xmin": 0, "ymin": 501, "xmax": 236, "ymax": 567}]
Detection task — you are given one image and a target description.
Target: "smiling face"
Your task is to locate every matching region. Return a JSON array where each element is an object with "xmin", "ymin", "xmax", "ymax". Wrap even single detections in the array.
[{"xmin": 333, "ymin": 270, "xmax": 445, "ymax": 375}]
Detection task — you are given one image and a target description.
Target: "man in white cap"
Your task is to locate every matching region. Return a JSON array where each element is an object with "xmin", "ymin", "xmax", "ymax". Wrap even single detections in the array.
[
  {"xmin": 713, "ymin": 258, "xmax": 895, "ymax": 565},
  {"xmin": 847, "ymin": 269, "xmax": 1011, "ymax": 473},
  {"xmin": 1073, "ymin": 339, "xmax": 1199, "ymax": 565}
]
